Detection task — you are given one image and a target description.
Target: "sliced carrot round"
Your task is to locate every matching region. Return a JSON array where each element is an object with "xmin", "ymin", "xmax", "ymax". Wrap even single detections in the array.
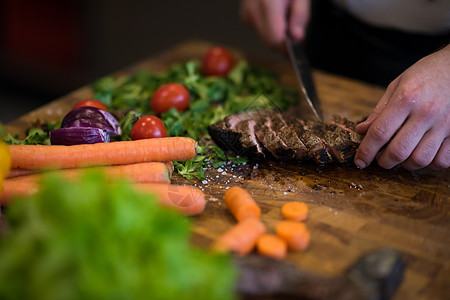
[
  {"xmin": 281, "ymin": 201, "xmax": 308, "ymax": 221},
  {"xmin": 212, "ymin": 218, "xmax": 266, "ymax": 256},
  {"xmin": 275, "ymin": 220, "xmax": 310, "ymax": 251},
  {"xmin": 256, "ymin": 234, "xmax": 287, "ymax": 260}
]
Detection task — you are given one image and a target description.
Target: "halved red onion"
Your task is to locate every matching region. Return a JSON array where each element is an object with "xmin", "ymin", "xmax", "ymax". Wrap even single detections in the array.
[
  {"xmin": 61, "ymin": 107, "xmax": 121, "ymax": 136},
  {"xmin": 50, "ymin": 127, "xmax": 110, "ymax": 145}
]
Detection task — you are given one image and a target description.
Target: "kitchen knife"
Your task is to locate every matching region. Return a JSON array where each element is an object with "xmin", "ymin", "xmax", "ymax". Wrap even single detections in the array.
[{"xmin": 285, "ymin": 36, "xmax": 324, "ymax": 121}]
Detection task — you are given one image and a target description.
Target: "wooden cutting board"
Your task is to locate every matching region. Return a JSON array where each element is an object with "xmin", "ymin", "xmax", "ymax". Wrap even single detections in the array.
[{"xmin": 4, "ymin": 40, "xmax": 449, "ymax": 300}]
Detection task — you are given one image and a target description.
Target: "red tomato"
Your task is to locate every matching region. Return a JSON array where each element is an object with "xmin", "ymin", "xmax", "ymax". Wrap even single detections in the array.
[
  {"xmin": 73, "ymin": 99, "xmax": 108, "ymax": 111},
  {"xmin": 202, "ymin": 46, "xmax": 235, "ymax": 76},
  {"xmin": 150, "ymin": 83, "xmax": 190, "ymax": 115},
  {"xmin": 130, "ymin": 115, "xmax": 167, "ymax": 140}
]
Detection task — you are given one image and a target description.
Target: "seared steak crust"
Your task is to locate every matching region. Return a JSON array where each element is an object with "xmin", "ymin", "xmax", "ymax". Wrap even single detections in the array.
[
  {"xmin": 255, "ymin": 116, "xmax": 295, "ymax": 161},
  {"xmin": 208, "ymin": 113, "xmax": 266, "ymax": 160},
  {"xmin": 271, "ymin": 114, "xmax": 309, "ymax": 160},
  {"xmin": 208, "ymin": 111, "xmax": 364, "ymax": 165}
]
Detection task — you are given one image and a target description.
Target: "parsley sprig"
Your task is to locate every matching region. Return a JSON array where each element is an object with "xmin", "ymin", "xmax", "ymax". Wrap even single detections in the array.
[{"xmin": 173, "ymin": 145, "xmax": 248, "ymax": 181}]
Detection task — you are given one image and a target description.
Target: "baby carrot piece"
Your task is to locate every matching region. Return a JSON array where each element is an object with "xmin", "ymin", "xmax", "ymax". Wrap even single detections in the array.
[
  {"xmin": 224, "ymin": 186, "xmax": 261, "ymax": 222},
  {"xmin": 5, "ymin": 162, "xmax": 171, "ymax": 185},
  {"xmin": 275, "ymin": 220, "xmax": 310, "ymax": 251},
  {"xmin": 137, "ymin": 183, "xmax": 206, "ymax": 216},
  {"xmin": 281, "ymin": 201, "xmax": 308, "ymax": 221},
  {"xmin": 212, "ymin": 218, "xmax": 266, "ymax": 256},
  {"xmin": 256, "ymin": 234, "xmax": 287, "ymax": 260},
  {"xmin": 9, "ymin": 137, "xmax": 196, "ymax": 170}
]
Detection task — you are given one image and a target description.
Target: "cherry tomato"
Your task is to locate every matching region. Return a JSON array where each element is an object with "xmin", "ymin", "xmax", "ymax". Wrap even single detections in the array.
[
  {"xmin": 150, "ymin": 83, "xmax": 190, "ymax": 115},
  {"xmin": 73, "ymin": 99, "xmax": 108, "ymax": 111},
  {"xmin": 130, "ymin": 115, "xmax": 167, "ymax": 140},
  {"xmin": 202, "ymin": 46, "xmax": 235, "ymax": 76}
]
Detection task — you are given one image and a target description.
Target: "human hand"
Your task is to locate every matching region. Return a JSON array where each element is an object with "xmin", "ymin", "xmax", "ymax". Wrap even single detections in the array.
[
  {"xmin": 240, "ymin": 0, "xmax": 310, "ymax": 48},
  {"xmin": 354, "ymin": 45, "xmax": 450, "ymax": 171}
]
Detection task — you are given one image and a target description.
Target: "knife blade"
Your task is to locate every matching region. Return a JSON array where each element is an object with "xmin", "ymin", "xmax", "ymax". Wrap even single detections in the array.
[{"xmin": 285, "ymin": 36, "xmax": 323, "ymax": 121}]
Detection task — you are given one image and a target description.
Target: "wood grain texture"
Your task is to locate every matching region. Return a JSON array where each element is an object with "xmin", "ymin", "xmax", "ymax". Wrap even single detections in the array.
[{"xmin": 4, "ymin": 40, "xmax": 449, "ymax": 300}]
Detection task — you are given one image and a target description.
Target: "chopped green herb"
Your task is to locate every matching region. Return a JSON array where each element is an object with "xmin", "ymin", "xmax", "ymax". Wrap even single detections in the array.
[
  {"xmin": 174, "ymin": 145, "xmax": 248, "ymax": 181},
  {"xmin": 118, "ymin": 110, "xmax": 142, "ymax": 141}
]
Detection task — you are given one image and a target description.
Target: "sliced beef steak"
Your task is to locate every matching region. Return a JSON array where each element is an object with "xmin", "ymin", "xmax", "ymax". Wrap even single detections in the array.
[
  {"xmin": 271, "ymin": 114, "xmax": 309, "ymax": 160},
  {"xmin": 254, "ymin": 116, "xmax": 295, "ymax": 161},
  {"xmin": 235, "ymin": 119, "xmax": 265, "ymax": 159},
  {"xmin": 207, "ymin": 112, "xmax": 266, "ymax": 159},
  {"xmin": 208, "ymin": 110, "xmax": 364, "ymax": 166},
  {"xmin": 331, "ymin": 115, "xmax": 364, "ymax": 145},
  {"xmin": 291, "ymin": 119, "xmax": 334, "ymax": 165},
  {"xmin": 305, "ymin": 121, "xmax": 358, "ymax": 164}
]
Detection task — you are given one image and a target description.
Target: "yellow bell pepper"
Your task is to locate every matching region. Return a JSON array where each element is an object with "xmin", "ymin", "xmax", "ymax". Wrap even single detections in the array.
[{"xmin": 0, "ymin": 141, "xmax": 11, "ymax": 190}]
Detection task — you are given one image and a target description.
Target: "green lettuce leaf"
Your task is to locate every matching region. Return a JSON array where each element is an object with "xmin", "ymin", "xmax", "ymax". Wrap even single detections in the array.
[{"xmin": 0, "ymin": 172, "xmax": 237, "ymax": 300}]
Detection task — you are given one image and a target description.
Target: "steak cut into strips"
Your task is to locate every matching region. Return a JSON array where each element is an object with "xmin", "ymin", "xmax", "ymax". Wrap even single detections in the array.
[
  {"xmin": 290, "ymin": 119, "xmax": 334, "ymax": 165},
  {"xmin": 270, "ymin": 114, "xmax": 309, "ymax": 161},
  {"xmin": 208, "ymin": 110, "xmax": 365, "ymax": 166},
  {"xmin": 331, "ymin": 115, "xmax": 364, "ymax": 145},
  {"xmin": 207, "ymin": 111, "xmax": 266, "ymax": 160},
  {"xmin": 235, "ymin": 119, "xmax": 265, "ymax": 159},
  {"xmin": 306, "ymin": 122, "xmax": 358, "ymax": 164},
  {"xmin": 332, "ymin": 115, "xmax": 359, "ymax": 131},
  {"xmin": 254, "ymin": 116, "xmax": 295, "ymax": 161}
]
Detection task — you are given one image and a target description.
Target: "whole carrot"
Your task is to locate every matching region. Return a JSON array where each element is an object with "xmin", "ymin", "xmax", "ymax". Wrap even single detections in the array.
[
  {"xmin": 224, "ymin": 186, "xmax": 261, "ymax": 222},
  {"xmin": 137, "ymin": 183, "xmax": 206, "ymax": 216},
  {"xmin": 6, "ymin": 162, "xmax": 171, "ymax": 185},
  {"xmin": 7, "ymin": 161, "xmax": 174, "ymax": 179},
  {"xmin": 212, "ymin": 218, "xmax": 266, "ymax": 256},
  {"xmin": 256, "ymin": 234, "xmax": 288, "ymax": 260},
  {"xmin": 2, "ymin": 181, "xmax": 206, "ymax": 216},
  {"xmin": 9, "ymin": 137, "xmax": 196, "ymax": 170},
  {"xmin": 1, "ymin": 180, "xmax": 38, "ymax": 204},
  {"xmin": 275, "ymin": 220, "xmax": 310, "ymax": 251}
]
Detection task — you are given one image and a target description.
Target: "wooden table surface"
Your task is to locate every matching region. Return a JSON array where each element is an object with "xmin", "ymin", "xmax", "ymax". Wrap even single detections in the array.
[{"xmin": 4, "ymin": 40, "xmax": 450, "ymax": 300}]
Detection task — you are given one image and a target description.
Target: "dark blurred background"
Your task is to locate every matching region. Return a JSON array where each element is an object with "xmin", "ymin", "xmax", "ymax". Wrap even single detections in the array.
[{"xmin": 0, "ymin": 0, "xmax": 280, "ymax": 124}]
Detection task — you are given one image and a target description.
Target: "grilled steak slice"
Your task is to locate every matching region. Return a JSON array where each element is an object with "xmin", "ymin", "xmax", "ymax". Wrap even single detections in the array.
[
  {"xmin": 208, "ymin": 112, "xmax": 266, "ymax": 159},
  {"xmin": 255, "ymin": 116, "xmax": 295, "ymax": 161},
  {"xmin": 271, "ymin": 114, "xmax": 309, "ymax": 160},
  {"xmin": 235, "ymin": 119, "xmax": 265, "ymax": 159},
  {"xmin": 309, "ymin": 122, "xmax": 358, "ymax": 164},
  {"xmin": 209, "ymin": 111, "xmax": 364, "ymax": 165},
  {"xmin": 331, "ymin": 115, "xmax": 364, "ymax": 145},
  {"xmin": 332, "ymin": 115, "xmax": 358, "ymax": 130},
  {"xmin": 208, "ymin": 119, "xmax": 242, "ymax": 154},
  {"xmin": 290, "ymin": 119, "xmax": 334, "ymax": 165}
]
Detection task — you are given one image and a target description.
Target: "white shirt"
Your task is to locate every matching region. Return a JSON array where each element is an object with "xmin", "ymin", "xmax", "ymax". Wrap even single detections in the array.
[{"xmin": 332, "ymin": 0, "xmax": 450, "ymax": 35}]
